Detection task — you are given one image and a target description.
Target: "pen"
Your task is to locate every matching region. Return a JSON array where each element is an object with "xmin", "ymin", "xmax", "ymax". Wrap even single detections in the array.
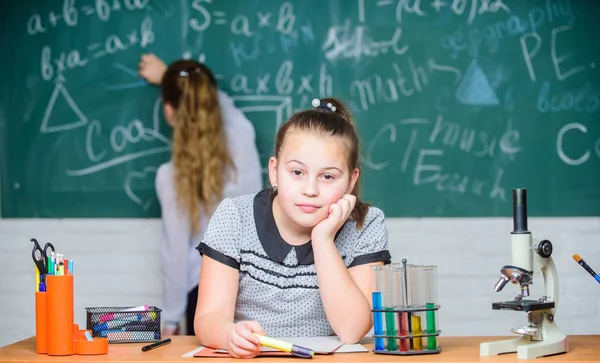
[
  {"xmin": 142, "ymin": 338, "xmax": 171, "ymax": 352},
  {"xmin": 253, "ymin": 334, "xmax": 314, "ymax": 358},
  {"xmin": 573, "ymin": 254, "xmax": 600, "ymax": 284}
]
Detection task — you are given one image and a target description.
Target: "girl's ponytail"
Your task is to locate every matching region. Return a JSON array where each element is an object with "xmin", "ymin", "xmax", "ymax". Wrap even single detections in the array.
[{"xmin": 162, "ymin": 61, "xmax": 232, "ymax": 235}]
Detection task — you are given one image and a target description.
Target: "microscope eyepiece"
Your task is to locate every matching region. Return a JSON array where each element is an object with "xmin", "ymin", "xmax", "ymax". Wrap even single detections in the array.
[{"xmin": 512, "ymin": 189, "xmax": 529, "ymax": 234}]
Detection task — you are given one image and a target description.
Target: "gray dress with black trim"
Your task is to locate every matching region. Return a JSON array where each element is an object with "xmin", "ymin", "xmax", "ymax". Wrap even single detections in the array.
[{"xmin": 197, "ymin": 189, "xmax": 391, "ymax": 337}]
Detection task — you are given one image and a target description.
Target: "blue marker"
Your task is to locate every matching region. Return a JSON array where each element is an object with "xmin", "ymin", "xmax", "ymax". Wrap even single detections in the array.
[{"xmin": 94, "ymin": 321, "xmax": 154, "ymax": 332}]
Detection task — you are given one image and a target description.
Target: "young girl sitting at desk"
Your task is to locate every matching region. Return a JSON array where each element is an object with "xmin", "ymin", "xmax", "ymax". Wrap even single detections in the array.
[
  {"xmin": 138, "ymin": 55, "xmax": 263, "ymax": 336},
  {"xmin": 194, "ymin": 98, "xmax": 391, "ymax": 358}
]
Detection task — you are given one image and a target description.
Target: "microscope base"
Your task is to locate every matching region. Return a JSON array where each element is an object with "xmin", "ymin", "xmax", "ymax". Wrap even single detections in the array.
[{"xmin": 480, "ymin": 319, "xmax": 569, "ymax": 360}]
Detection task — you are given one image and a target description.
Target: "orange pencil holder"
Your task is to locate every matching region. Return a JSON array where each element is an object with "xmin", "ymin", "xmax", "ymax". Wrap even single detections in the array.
[
  {"xmin": 47, "ymin": 275, "xmax": 75, "ymax": 355},
  {"xmin": 35, "ymin": 275, "xmax": 108, "ymax": 355},
  {"xmin": 34, "ymin": 291, "xmax": 48, "ymax": 353}
]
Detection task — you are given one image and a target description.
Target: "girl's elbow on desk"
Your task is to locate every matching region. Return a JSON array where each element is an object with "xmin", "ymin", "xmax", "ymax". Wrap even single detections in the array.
[
  {"xmin": 337, "ymin": 328, "xmax": 370, "ymax": 345},
  {"xmin": 334, "ymin": 318, "xmax": 372, "ymax": 344}
]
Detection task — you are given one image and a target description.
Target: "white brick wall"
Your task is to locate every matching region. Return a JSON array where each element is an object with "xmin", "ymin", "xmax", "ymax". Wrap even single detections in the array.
[{"xmin": 1, "ymin": 217, "xmax": 599, "ymax": 347}]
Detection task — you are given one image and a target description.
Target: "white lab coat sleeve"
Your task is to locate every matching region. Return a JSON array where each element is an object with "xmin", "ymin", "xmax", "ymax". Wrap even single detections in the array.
[
  {"xmin": 219, "ymin": 91, "xmax": 264, "ymax": 198},
  {"xmin": 155, "ymin": 163, "xmax": 190, "ymax": 327}
]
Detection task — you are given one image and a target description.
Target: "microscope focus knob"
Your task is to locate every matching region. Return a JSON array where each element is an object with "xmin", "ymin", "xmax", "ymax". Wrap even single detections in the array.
[
  {"xmin": 510, "ymin": 272, "xmax": 522, "ymax": 284},
  {"xmin": 536, "ymin": 240, "xmax": 553, "ymax": 258}
]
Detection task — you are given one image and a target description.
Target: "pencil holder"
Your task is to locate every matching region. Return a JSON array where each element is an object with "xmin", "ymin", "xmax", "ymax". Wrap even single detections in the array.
[
  {"xmin": 86, "ymin": 306, "xmax": 161, "ymax": 343},
  {"xmin": 371, "ymin": 262, "xmax": 441, "ymax": 355},
  {"xmin": 47, "ymin": 275, "xmax": 75, "ymax": 355},
  {"xmin": 35, "ymin": 291, "xmax": 48, "ymax": 353},
  {"xmin": 30, "ymin": 239, "xmax": 107, "ymax": 356}
]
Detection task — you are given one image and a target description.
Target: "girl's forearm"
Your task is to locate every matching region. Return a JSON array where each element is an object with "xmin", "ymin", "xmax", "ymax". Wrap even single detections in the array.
[
  {"xmin": 194, "ymin": 312, "xmax": 234, "ymax": 349},
  {"xmin": 312, "ymin": 238, "xmax": 372, "ymax": 343}
]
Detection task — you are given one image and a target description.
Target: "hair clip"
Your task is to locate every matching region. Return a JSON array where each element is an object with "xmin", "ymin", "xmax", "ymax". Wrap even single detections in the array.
[
  {"xmin": 179, "ymin": 67, "xmax": 201, "ymax": 78},
  {"xmin": 311, "ymin": 98, "xmax": 336, "ymax": 112}
]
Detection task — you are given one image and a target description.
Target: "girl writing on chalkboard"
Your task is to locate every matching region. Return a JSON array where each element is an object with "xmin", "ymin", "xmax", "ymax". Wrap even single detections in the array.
[
  {"xmin": 194, "ymin": 97, "xmax": 391, "ymax": 358},
  {"xmin": 138, "ymin": 54, "xmax": 263, "ymax": 336}
]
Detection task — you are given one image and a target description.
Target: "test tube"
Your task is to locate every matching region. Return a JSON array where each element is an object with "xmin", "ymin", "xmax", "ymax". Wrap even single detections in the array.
[
  {"xmin": 393, "ymin": 264, "xmax": 409, "ymax": 352},
  {"xmin": 401, "ymin": 259, "xmax": 413, "ymax": 350},
  {"xmin": 384, "ymin": 264, "xmax": 397, "ymax": 351},
  {"xmin": 371, "ymin": 266, "xmax": 385, "ymax": 351},
  {"xmin": 408, "ymin": 265, "xmax": 423, "ymax": 351},
  {"xmin": 424, "ymin": 266, "xmax": 438, "ymax": 350}
]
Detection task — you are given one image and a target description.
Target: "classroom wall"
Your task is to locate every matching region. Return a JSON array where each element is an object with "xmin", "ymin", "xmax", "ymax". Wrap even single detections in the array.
[{"xmin": 1, "ymin": 217, "xmax": 599, "ymax": 347}]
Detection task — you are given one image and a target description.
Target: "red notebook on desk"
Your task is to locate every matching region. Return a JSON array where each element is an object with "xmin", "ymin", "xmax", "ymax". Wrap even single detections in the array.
[
  {"xmin": 193, "ymin": 337, "xmax": 346, "ymax": 358},
  {"xmin": 194, "ymin": 347, "xmax": 295, "ymax": 358},
  {"xmin": 190, "ymin": 337, "xmax": 366, "ymax": 357}
]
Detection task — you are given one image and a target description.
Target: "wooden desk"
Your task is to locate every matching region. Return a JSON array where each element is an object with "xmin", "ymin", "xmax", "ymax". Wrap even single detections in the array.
[{"xmin": 1, "ymin": 336, "xmax": 598, "ymax": 362}]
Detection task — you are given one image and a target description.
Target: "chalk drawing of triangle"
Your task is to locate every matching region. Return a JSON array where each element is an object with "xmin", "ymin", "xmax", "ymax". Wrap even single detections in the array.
[
  {"xmin": 455, "ymin": 60, "xmax": 499, "ymax": 106},
  {"xmin": 40, "ymin": 82, "xmax": 88, "ymax": 133}
]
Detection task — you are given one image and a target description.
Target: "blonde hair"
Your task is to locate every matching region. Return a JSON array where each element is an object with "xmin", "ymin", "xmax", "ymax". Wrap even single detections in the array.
[
  {"xmin": 161, "ymin": 60, "xmax": 233, "ymax": 235},
  {"xmin": 274, "ymin": 98, "xmax": 369, "ymax": 229}
]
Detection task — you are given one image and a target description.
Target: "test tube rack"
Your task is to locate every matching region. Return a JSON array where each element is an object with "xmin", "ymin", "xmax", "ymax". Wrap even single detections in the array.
[
  {"xmin": 371, "ymin": 304, "xmax": 442, "ymax": 355},
  {"xmin": 371, "ymin": 260, "xmax": 441, "ymax": 355}
]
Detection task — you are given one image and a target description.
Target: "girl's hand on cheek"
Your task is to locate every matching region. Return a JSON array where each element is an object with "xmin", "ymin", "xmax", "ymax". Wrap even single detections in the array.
[
  {"xmin": 311, "ymin": 194, "xmax": 356, "ymax": 242},
  {"xmin": 226, "ymin": 321, "xmax": 266, "ymax": 359}
]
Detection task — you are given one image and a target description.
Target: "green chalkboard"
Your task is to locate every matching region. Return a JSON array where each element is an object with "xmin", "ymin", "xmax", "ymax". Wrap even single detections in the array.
[{"xmin": 1, "ymin": 0, "xmax": 599, "ymax": 218}]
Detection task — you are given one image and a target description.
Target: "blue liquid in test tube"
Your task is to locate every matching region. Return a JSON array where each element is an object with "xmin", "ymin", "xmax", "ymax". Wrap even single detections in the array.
[{"xmin": 372, "ymin": 291, "xmax": 384, "ymax": 351}]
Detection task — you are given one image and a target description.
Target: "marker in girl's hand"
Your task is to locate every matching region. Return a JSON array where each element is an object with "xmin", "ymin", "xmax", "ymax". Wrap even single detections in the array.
[{"xmin": 252, "ymin": 334, "xmax": 314, "ymax": 359}]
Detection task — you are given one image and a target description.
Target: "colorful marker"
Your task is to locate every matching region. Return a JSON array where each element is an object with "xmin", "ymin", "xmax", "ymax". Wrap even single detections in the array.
[
  {"xmin": 94, "ymin": 319, "xmax": 136, "ymax": 332},
  {"xmin": 573, "ymin": 254, "xmax": 600, "ymax": 284},
  {"xmin": 99, "ymin": 305, "xmax": 150, "ymax": 323},
  {"xmin": 94, "ymin": 320, "xmax": 155, "ymax": 332},
  {"xmin": 253, "ymin": 334, "xmax": 314, "ymax": 358},
  {"xmin": 35, "ymin": 266, "xmax": 40, "ymax": 292},
  {"xmin": 105, "ymin": 331, "xmax": 160, "ymax": 341}
]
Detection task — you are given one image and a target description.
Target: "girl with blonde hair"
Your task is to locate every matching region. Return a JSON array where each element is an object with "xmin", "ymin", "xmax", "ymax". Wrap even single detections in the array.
[{"xmin": 138, "ymin": 54, "xmax": 262, "ymax": 335}]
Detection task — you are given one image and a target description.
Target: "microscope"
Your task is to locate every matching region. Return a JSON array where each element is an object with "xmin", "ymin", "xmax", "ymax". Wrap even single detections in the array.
[{"xmin": 480, "ymin": 189, "xmax": 569, "ymax": 360}]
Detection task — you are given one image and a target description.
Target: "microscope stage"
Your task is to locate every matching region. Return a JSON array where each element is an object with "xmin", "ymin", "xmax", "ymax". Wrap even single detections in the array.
[{"xmin": 492, "ymin": 300, "xmax": 555, "ymax": 311}]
